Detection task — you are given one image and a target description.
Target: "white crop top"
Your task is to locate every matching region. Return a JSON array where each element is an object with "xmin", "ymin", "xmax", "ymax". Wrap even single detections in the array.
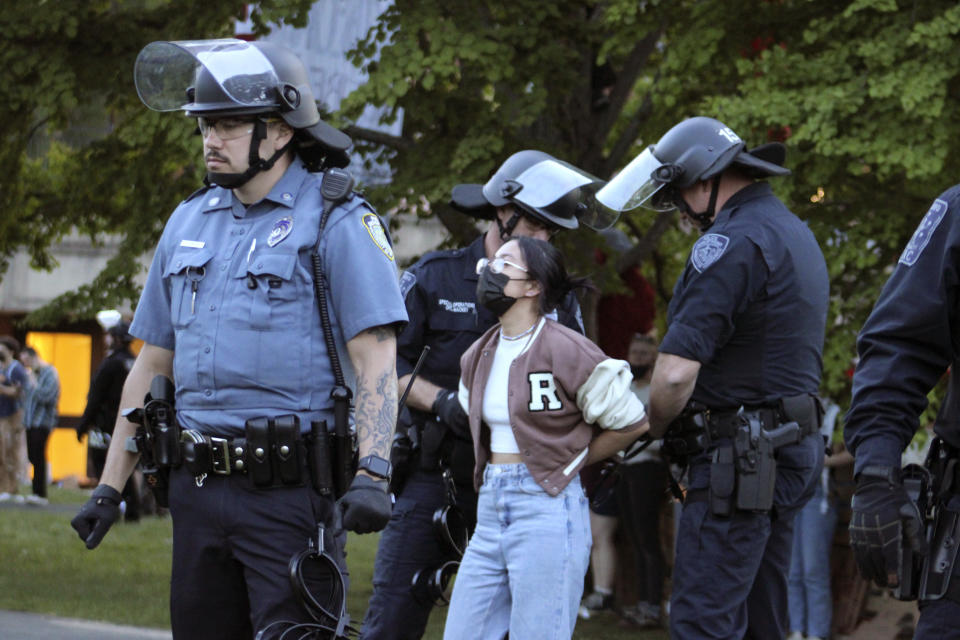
[{"xmin": 482, "ymin": 319, "xmax": 545, "ymax": 453}]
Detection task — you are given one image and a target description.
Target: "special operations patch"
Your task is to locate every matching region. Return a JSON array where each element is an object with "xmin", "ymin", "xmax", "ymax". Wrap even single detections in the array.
[
  {"xmin": 899, "ymin": 199, "xmax": 948, "ymax": 267},
  {"xmin": 362, "ymin": 212, "xmax": 395, "ymax": 261},
  {"xmin": 691, "ymin": 233, "xmax": 730, "ymax": 273},
  {"xmin": 399, "ymin": 270, "xmax": 417, "ymax": 298}
]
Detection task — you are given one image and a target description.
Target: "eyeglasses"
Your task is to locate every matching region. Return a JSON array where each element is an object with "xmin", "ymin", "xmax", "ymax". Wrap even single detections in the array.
[
  {"xmin": 475, "ymin": 257, "xmax": 529, "ymax": 277},
  {"xmin": 197, "ymin": 117, "xmax": 258, "ymax": 141}
]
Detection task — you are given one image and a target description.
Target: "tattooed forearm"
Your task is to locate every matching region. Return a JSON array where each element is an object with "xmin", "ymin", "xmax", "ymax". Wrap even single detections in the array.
[
  {"xmin": 354, "ymin": 366, "xmax": 398, "ymax": 458},
  {"xmin": 347, "ymin": 325, "xmax": 399, "ymax": 461}
]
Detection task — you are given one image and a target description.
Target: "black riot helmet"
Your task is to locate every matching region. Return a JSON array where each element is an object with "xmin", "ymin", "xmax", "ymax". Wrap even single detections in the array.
[
  {"xmin": 135, "ymin": 39, "xmax": 351, "ymax": 187},
  {"xmin": 451, "ymin": 150, "xmax": 616, "ymax": 236},
  {"xmin": 597, "ymin": 116, "xmax": 789, "ymax": 228}
]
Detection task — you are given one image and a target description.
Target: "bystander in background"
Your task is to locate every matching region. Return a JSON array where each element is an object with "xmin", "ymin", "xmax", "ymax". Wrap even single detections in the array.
[
  {"xmin": 787, "ymin": 399, "xmax": 854, "ymax": 640},
  {"xmin": 0, "ymin": 336, "xmax": 27, "ymax": 502},
  {"xmin": 76, "ymin": 311, "xmax": 139, "ymax": 521},
  {"xmin": 617, "ymin": 333, "xmax": 668, "ymax": 629},
  {"xmin": 20, "ymin": 347, "xmax": 60, "ymax": 505}
]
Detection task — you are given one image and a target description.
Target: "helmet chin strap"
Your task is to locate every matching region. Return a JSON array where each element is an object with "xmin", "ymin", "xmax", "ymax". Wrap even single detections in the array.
[
  {"xmin": 205, "ymin": 120, "xmax": 293, "ymax": 190},
  {"xmin": 680, "ymin": 176, "xmax": 721, "ymax": 232},
  {"xmin": 496, "ymin": 210, "xmax": 523, "ymax": 241}
]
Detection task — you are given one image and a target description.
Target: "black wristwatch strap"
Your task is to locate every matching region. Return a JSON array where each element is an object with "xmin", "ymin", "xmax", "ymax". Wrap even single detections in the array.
[{"xmin": 358, "ymin": 454, "xmax": 392, "ymax": 480}]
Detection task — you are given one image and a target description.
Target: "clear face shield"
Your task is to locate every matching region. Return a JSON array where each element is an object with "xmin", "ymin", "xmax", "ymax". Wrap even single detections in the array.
[
  {"xmin": 134, "ymin": 39, "xmax": 280, "ymax": 112},
  {"xmin": 506, "ymin": 159, "xmax": 620, "ymax": 230},
  {"xmin": 595, "ymin": 147, "xmax": 677, "ymax": 213}
]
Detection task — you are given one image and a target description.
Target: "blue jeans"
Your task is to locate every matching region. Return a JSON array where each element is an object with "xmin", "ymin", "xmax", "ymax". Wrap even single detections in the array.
[
  {"xmin": 443, "ymin": 463, "xmax": 591, "ymax": 640},
  {"xmin": 670, "ymin": 433, "xmax": 823, "ymax": 640},
  {"xmin": 787, "ymin": 478, "xmax": 837, "ymax": 637}
]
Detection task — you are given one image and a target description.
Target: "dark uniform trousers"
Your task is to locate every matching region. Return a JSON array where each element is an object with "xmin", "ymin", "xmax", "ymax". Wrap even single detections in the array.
[
  {"xmin": 168, "ymin": 465, "xmax": 344, "ymax": 640},
  {"xmin": 670, "ymin": 433, "xmax": 823, "ymax": 640},
  {"xmin": 362, "ymin": 469, "xmax": 478, "ymax": 640}
]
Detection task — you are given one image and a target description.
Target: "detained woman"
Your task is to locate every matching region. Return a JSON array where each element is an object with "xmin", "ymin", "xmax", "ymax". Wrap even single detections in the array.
[{"xmin": 443, "ymin": 236, "xmax": 649, "ymax": 640}]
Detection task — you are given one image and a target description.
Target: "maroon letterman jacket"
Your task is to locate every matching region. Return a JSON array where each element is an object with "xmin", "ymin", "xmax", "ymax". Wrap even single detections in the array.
[{"xmin": 459, "ymin": 318, "xmax": 646, "ymax": 496}]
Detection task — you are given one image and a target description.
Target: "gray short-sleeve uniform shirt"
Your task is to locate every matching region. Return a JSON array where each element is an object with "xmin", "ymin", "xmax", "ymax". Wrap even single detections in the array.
[{"xmin": 130, "ymin": 157, "xmax": 407, "ymax": 436}]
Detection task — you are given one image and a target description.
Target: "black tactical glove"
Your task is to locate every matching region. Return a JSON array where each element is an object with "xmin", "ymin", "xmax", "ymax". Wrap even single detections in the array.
[
  {"xmin": 849, "ymin": 465, "xmax": 927, "ymax": 587},
  {"xmin": 432, "ymin": 389, "xmax": 469, "ymax": 439},
  {"xmin": 71, "ymin": 484, "xmax": 123, "ymax": 550},
  {"xmin": 338, "ymin": 475, "xmax": 391, "ymax": 534}
]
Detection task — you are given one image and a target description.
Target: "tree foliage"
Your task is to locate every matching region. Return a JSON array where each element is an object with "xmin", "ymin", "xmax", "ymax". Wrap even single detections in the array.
[
  {"xmin": 341, "ymin": 0, "xmax": 960, "ymax": 404},
  {"xmin": 1, "ymin": 0, "xmax": 313, "ymax": 326},
  {"xmin": 5, "ymin": 0, "xmax": 960, "ymax": 407}
]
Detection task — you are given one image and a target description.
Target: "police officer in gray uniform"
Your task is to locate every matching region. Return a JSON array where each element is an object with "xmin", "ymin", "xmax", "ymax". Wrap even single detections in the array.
[
  {"xmin": 70, "ymin": 39, "xmax": 407, "ymax": 639},
  {"xmin": 598, "ymin": 116, "xmax": 828, "ymax": 639}
]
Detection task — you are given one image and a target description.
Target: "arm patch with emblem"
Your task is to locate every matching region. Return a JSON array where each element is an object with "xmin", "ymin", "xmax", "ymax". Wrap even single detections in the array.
[
  {"xmin": 361, "ymin": 212, "xmax": 395, "ymax": 261},
  {"xmin": 899, "ymin": 199, "xmax": 948, "ymax": 267},
  {"xmin": 399, "ymin": 270, "xmax": 417, "ymax": 298}
]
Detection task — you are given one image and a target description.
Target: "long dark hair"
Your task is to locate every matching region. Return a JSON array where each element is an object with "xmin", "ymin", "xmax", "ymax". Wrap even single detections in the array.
[{"xmin": 514, "ymin": 236, "xmax": 592, "ymax": 316}]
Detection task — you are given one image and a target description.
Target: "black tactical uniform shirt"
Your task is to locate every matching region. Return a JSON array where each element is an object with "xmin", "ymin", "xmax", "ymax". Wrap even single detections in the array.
[
  {"xmin": 847, "ymin": 184, "xmax": 960, "ymax": 475},
  {"xmin": 660, "ymin": 182, "xmax": 829, "ymax": 409}
]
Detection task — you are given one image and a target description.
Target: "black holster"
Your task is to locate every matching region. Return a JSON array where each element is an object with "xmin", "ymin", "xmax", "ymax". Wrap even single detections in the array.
[
  {"xmin": 124, "ymin": 375, "xmax": 180, "ymax": 507},
  {"xmin": 732, "ymin": 416, "xmax": 802, "ymax": 513},
  {"xmin": 389, "ymin": 414, "xmax": 420, "ymax": 496},
  {"xmin": 898, "ymin": 437, "xmax": 960, "ymax": 603}
]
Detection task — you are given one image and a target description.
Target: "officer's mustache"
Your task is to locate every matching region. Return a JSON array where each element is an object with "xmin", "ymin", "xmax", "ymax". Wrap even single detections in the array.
[{"xmin": 205, "ymin": 152, "xmax": 228, "ymax": 162}]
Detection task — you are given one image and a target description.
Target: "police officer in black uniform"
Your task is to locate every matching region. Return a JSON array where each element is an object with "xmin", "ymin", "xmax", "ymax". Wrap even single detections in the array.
[
  {"xmin": 361, "ymin": 150, "xmax": 611, "ymax": 640},
  {"xmin": 76, "ymin": 319, "xmax": 140, "ymax": 520},
  {"xmin": 845, "ymin": 184, "xmax": 960, "ymax": 638},
  {"xmin": 597, "ymin": 116, "xmax": 829, "ymax": 639}
]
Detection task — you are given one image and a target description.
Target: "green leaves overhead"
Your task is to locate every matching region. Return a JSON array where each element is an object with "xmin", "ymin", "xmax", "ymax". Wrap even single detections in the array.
[{"xmin": 5, "ymin": 0, "xmax": 960, "ymax": 409}]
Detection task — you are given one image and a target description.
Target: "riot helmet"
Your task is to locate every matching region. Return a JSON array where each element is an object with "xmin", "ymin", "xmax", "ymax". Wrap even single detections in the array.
[
  {"xmin": 596, "ymin": 117, "xmax": 790, "ymax": 226},
  {"xmin": 134, "ymin": 39, "xmax": 351, "ymax": 188},
  {"xmin": 451, "ymin": 150, "xmax": 617, "ymax": 236}
]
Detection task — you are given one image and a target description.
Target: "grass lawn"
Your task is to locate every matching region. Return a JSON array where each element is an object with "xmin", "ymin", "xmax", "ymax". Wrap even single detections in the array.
[{"xmin": 0, "ymin": 487, "xmax": 666, "ymax": 639}]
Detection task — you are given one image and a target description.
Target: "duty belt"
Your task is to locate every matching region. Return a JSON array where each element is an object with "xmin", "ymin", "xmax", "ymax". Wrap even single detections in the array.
[
  {"xmin": 179, "ymin": 431, "xmax": 250, "ymax": 476},
  {"xmin": 695, "ymin": 395, "xmax": 823, "ymax": 441},
  {"xmin": 179, "ymin": 428, "xmax": 307, "ymax": 488}
]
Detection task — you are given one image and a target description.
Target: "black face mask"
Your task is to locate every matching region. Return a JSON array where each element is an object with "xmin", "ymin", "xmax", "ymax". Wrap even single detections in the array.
[
  {"xmin": 631, "ymin": 365, "xmax": 650, "ymax": 379},
  {"xmin": 476, "ymin": 267, "xmax": 518, "ymax": 316}
]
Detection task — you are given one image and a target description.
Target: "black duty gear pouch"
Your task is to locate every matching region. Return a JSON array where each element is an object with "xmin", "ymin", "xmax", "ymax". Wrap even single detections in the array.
[
  {"xmin": 709, "ymin": 445, "xmax": 736, "ymax": 517},
  {"xmin": 245, "ymin": 417, "xmax": 274, "ymax": 487},
  {"xmin": 273, "ymin": 415, "xmax": 304, "ymax": 487},
  {"xmin": 420, "ymin": 420, "xmax": 446, "ymax": 471},
  {"xmin": 445, "ymin": 438, "xmax": 476, "ymax": 487}
]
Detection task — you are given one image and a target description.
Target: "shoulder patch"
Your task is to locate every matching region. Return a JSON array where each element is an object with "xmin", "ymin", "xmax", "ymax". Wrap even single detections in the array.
[
  {"xmin": 361, "ymin": 212, "xmax": 395, "ymax": 261},
  {"xmin": 899, "ymin": 199, "xmax": 949, "ymax": 267},
  {"xmin": 399, "ymin": 270, "xmax": 417, "ymax": 298},
  {"xmin": 691, "ymin": 233, "xmax": 730, "ymax": 273}
]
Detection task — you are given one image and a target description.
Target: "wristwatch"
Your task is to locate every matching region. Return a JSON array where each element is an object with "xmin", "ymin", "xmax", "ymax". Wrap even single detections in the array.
[{"xmin": 358, "ymin": 454, "xmax": 392, "ymax": 480}]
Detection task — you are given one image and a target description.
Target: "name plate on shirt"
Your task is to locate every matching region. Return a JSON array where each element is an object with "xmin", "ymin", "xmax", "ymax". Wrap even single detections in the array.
[{"xmin": 180, "ymin": 239, "xmax": 205, "ymax": 249}]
